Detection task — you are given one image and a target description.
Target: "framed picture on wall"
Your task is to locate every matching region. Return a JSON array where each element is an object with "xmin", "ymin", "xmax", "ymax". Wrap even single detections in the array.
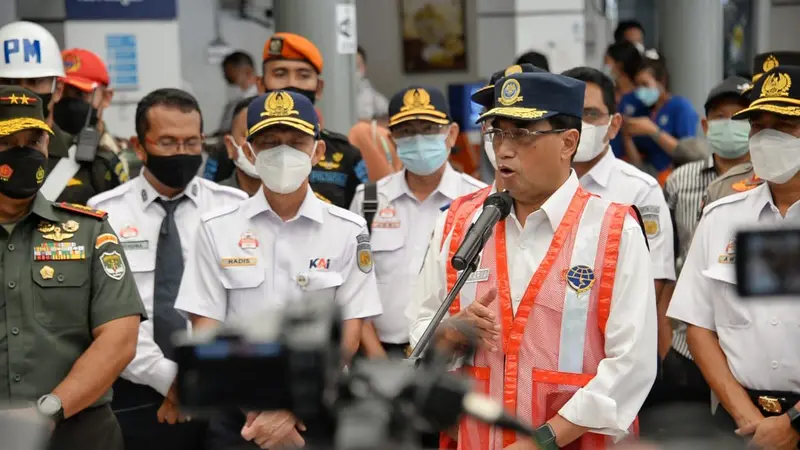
[{"xmin": 399, "ymin": 0, "xmax": 467, "ymax": 73}]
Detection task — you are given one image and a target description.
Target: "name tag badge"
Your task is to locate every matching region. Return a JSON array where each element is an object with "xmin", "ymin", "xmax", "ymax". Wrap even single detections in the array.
[
  {"xmin": 221, "ymin": 257, "xmax": 258, "ymax": 267},
  {"xmin": 466, "ymin": 268, "xmax": 490, "ymax": 283},
  {"xmin": 122, "ymin": 240, "xmax": 149, "ymax": 251}
]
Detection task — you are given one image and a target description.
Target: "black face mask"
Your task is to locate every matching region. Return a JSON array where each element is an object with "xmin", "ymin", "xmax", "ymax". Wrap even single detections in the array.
[
  {"xmin": 0, "ymin": 146, "xmax": 47, "ymax": 199},
  {"xmin": 37, "ymin": 93, "xmax": 53, "ymax": 119},
  {"xmin": 281, "ymin": 86, "xmax": 317, "ymax": 105},
  {"xmin": 53, "ymin": 97, "xmax": 99, "ymax": 135},
  {"xmin": 145, "ymin": 153, "xmax": 202, "ymax": 189}
]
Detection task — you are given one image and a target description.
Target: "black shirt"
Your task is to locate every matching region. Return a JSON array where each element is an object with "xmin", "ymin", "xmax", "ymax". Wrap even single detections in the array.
[{"xmin": 310, "ymin": 129, "xmax": 368, "ymax": 208}]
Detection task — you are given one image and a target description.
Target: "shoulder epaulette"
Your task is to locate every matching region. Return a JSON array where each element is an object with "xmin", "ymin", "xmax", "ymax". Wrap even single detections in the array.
[
  {"xmin": 702, "ymin": 189, "xmax": 752, "ymax": 215},
  {"xmin": 200, "ymin": 178, "xmax": 249, "ymax": 200},
  {"xmin": 618, "ymin": 161, "xmax": 659, "ymax": 187},
  {"xmin": 201, "ymin": 202, "xmax": 241, "ymax": 223},
  {"xmin": 53, "ymin": 202, "xmax": 108, "ymax": 219},
  {"xmin": 328, "ymin": 205, "xmax": 368, "ymax": 227}
]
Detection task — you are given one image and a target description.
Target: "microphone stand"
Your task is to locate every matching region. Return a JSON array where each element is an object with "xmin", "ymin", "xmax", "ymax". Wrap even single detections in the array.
[{"xmin": 407, "ymin": 237, "xmax": 483, "ymax": 362}]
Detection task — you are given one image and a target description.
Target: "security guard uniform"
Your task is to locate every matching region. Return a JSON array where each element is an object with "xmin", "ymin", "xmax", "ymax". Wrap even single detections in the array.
[
  {"xmin": 88, "ymin": 175, "xmax": 247, "ymax": 450},
  {"xmin": 262, "ymin": 33, "xmax": 369, "ymax": 208},
  {"xmin": 668, "ymin": 64, "xmax": 800, "ymax": 435},
  {"xmin": 350, "ymin": 86, "xmax": 485, "ymax": 352},
  {"xmin": 174, "ymin": 90, "xmax": 382, "ymax": 449},
  {"xmin": 0, "ymin": 86, "xmax": 145, "ymax": 449}
]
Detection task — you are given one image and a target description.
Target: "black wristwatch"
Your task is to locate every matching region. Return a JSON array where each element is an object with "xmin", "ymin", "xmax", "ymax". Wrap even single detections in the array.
[
  {"xmin": 534, "ymin": 423, "xmax": 560, "ymax": 450},
  {"xmin": 787, "ymin": 406, "xmax": 800, "ymax": 434},
  {"xmin": 36, "ymin": 394, "xmax": 64, "ymax": 425}
]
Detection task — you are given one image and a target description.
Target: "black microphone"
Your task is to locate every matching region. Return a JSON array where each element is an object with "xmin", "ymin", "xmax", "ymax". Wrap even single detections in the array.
[{"xmin": 451, "ymin": 191, "xmax": 513, "ymax": 271}]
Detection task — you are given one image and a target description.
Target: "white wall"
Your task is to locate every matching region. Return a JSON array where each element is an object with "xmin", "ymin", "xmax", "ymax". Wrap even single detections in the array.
[
  {"xmin": 177, "ymin": 0, "xmax": 273, "ymax": 134},
  {"xmin": 769, "ymin": 3, "xmax": 800, "ymax": 53}
]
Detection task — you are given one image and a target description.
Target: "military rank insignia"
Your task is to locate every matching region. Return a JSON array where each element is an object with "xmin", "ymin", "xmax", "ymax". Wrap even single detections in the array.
[{"xmin": 34, "ymin": 242, "xmax": 86, "ymax": 261}]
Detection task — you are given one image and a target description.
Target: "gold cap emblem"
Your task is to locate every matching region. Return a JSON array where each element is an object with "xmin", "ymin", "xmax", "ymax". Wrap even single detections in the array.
[
  {"xmin": 498, "ymin": 78, "xmax": 523, "ymax": 106},
  {"xmin": 763, "ymin": 55, "xmax": 779, "ymax": 73},
  {"xmin": 505, "ymin": 65, "xmax": 523, "ymax": 76},
  {"xmin": 400, "ymin": 88, "xmax": 435, "ymax": 112},
  {"xmin": 262, "ymin": 91, "xmax": 299, "ymax": 117},
  {"xmin": 761, "ymin": 72, "xmax": 792, "ymax": 98},
  {"xmin": 269, "ymin": 38, "xmax": 283, "ymax": 55}
]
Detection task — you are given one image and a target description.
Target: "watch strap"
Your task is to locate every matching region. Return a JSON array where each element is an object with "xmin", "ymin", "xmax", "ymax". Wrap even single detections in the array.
[
  {"xmin": 533, "ymin": 424, "xmax": 559, "ymax": 450},
  {"xmin": 787, "ymin": 406, "xmax": 800, "ymax": 434}
]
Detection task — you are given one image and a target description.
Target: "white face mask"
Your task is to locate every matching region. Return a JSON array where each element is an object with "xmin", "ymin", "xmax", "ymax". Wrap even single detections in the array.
[
  {"xmin": 255, "ymin": 143, "xmax": 315, "ymax": 194},
  {"xmin": 573, "ymin": 120, "xmax": 610, "ymax": 162},
  {"xmin": 749, "ymin": 129, "xmax": 800, "ymax": 184},
  {"xmin": 484, "ymin": 140, "xmax": 497, "ymax": 171},
  {"xmin": 227, "ymin": 137, "xmax": 259, "ymax": 179}
]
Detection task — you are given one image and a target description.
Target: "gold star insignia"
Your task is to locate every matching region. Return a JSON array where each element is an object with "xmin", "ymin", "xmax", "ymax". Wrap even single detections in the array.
[
  {"xmin": 8, "ymin": 94, "xmax": 19, "ymax": 104},
  {"xmin": 19, "ymin": 94, "xmax": 30, "ymax": 105}
]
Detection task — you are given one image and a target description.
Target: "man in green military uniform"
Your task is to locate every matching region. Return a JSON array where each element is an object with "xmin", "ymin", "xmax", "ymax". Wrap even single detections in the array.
[
  {"xmin": 699, "ymin": 52, "xmax": 800, "ymax": 212},
  {"xmin": 0, "ymin": 86, "xmax": 145, "ymax": 450}
]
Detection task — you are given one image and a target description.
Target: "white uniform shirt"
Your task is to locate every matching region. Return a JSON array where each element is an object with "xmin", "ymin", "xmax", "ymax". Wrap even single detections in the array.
[
  {"xmin": 175, "ymin": 187, "xmax": 383, "ymax": 326},
  {"xmin": 410, "ymin": 171, "xmax": 657, "ymax": 437},
  {"xmin": 667, "ymin": 184, "xmax": 800, "ymax": 392},
  {"xmin": 579, "ymin": 151, "xmax": 676, "ymax": 281},
  {"xmin": 88, "ymin": 175, "xmax": 248, "ymax": 396},
  {"xmin": 349, "ymin": 164, "xmax": 486, "ymax": 343}
]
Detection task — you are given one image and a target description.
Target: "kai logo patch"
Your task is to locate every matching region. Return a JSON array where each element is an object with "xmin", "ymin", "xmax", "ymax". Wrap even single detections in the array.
[{"xmin": 309, "ymin": 258, "xmax": 331, "ymax": 270}]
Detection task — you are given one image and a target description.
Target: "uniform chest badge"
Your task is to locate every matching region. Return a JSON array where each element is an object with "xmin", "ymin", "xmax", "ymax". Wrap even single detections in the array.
[
  {"xmin": 41, "ymin": 226, "xmax": 74, "ymax": 242},
  {"xmin": 566, "ymin": 265, "xmax": 595, "ymax": 293},
  {"xmin": 120, "ymin": 225, "xmax": 139, "ymax": 239},
  {"xmin": 309, "ymin": 258, "xmax": 331, "ymax": 270},
  {"xmin": 34, "ymin": 242, "xmax": 86, "ymax": 261},
  {"xmin": 379, "ymin": 206, "xmax": 395, "ymax": 219},
  {"xmin": 39, "ymin": 265, "xmax": 54, "ymax": 280},
  {"xmin": 99, "ymin": 251, "xmax": 126, "ymax": 280},
  {"xmin": 238, "ymin": 231, "xmax": 259, "ymax": 249},
  {"xmin": 62, "ymin": 220, "xmax": 80, "ymax": 233},
  {"xmin": 718, "ymin": 238, "xmax": 736, "ymax": 264}
]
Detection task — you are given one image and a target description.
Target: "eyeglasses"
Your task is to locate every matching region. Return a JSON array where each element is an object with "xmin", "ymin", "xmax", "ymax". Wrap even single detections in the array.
[
  {"xmin": 391, "ymin": 123, "xmax": 447, "ymax": 139},
  {"xmin": 483, "ymin": 127, "xmax": 566, "ymax": 146},
  {"xmin": 146, "ymin": 137, "xmax": 204, "ymax": 153}
]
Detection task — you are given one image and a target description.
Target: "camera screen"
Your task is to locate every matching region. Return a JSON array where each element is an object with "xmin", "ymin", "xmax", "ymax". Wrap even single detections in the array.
[{"xmin": 736, "ymin": 229, "xmax": 800, "ymax": 298}]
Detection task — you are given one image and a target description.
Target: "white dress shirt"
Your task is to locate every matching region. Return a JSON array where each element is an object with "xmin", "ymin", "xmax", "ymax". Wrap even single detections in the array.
[
  {"xmin": 410, "ymin": 171, "xmax": 657, "ymax": 438},
  {"xmin": 667, "ymin": 183, "xmax": 800, "ymax": 392},
  {"xmin": 579, "ymin": 151, "xmax": 676, "ymax": 281},
  {"xmin": 175, "ymin": 186, "xmax": 383, "ymax": 326},
  {"xmin": 350, "ymin": 165, "xmax": 486, "ymax": 343},
  {"xmin": 88, "ymin": 175, "xmax": 248, "ymax": 396}
]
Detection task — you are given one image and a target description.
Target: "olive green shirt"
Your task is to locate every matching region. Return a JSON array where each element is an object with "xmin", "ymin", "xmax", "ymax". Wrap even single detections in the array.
[{"xmin": 0, "ymin": 193, "xmax": 146, "ymax": 407}]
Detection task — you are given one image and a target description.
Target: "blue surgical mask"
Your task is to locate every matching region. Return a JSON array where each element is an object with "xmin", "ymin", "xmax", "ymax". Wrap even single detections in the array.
[
  {"xmin": 706, "ymin": 119, "xmax": 751, "ymax": 159},
  {"xmin": 395, "ymin": 134, "xmax": 450, "ymax": 176},
  {"xmin": 634, "ymin": 86, "xmax": 661, "ymax": 107}
]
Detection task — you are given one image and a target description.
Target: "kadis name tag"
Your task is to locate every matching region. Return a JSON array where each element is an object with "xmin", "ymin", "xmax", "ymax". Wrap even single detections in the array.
[
  {"xmin": 220, "ymin": 257, "xmax": 257, "ymax": 267},
  {"xmin": 465, "ymin": 268, "xmax": 490, "ymax": 283}
]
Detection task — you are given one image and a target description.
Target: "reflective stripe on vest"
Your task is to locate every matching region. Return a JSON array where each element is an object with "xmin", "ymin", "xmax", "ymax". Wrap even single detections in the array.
[
  {"xmin": 455, "ymin": 188, "xmax": 639, "ymax": 450},
  {"xmin": 440, "ymin": 186, "xmax": 492, "ymax": 316}
]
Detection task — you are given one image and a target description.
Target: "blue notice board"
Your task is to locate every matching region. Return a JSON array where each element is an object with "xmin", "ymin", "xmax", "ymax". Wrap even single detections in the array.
[
  {"xmin": 65, "ymin": 0, "xmax": 177, "ymax": 20},
  {"xmin": 106, "ymin": 34, "xmax": 139, "ymax": 92}
]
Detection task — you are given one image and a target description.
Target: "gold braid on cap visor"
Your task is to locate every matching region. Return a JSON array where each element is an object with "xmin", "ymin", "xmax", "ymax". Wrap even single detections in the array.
[{"xmin": 0, "ymin": 118, "xmax": 53, "ymax": 136}]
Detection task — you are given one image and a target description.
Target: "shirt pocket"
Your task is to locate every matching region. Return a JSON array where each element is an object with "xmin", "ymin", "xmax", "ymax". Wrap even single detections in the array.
[
  {"xmin": 302, "ymin": 271, "xmax": 344, "ymax": 304},
  {"xmin": 125, "ymin": 246, "xmax": 155, "ymax": 273},
  {"xmin": 220, "ymin": 264, "xmax": 266, "ymax": 290},
  {"xmin": 370, "ymin": 228, "xmax": 406, "ymax": 281},
  {"xmin": 32, "ymin": 261, "xmax": 90, "ymax": 329},
  {"xmin": 702, "ymin": 263, "xmax": 752, "ymax": 329}
]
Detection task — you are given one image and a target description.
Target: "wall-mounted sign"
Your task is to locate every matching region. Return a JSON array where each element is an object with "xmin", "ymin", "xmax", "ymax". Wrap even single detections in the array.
[
  {"xmin": 65, "ymin": 0, "xmax": 177, "ymax": 20},
  {"xmin": 106, "ymin": 34, "xmax": 139, "ymax": 91}
]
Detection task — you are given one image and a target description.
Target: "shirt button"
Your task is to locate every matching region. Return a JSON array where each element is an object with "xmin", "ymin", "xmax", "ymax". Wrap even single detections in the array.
[
  {"xmin": 6, "ymin": 244, "xmax": 13, "ymax": 251},
  {"xmin": 13, "ymin": 374, "xmax": 20, "ymax": 382},
  {"xmin": 772, "ymin": 361, "xmax": 779, "ymax": 369},
  {"xmin": 772, "ymin": 318, "xmax": 779, "ymax": 326},
  {"xmin": 297, "ymin": 274, "xmax": 309, "ymax": 287},
  {"xmin": 7, "ymin": 281, "xmax": 15, "ymax": 289},
  {"xmin": 11, "ymin": 327, "xmax": 19, "ymax": 335},
  {"xmin": 57, "ymin": 274, "xmax": 65, "ymax": 283}
]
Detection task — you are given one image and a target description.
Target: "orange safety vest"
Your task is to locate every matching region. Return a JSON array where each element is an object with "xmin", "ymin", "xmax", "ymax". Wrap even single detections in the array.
[{"xmin": 440, "ymin": 187, "xmax": 640, "ymax": 450}]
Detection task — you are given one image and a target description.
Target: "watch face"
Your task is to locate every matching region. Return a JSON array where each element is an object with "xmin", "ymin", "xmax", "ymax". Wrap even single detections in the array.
[{"xmin": 38, "ymin": 395, "xmax": 61, "ymax": 416}]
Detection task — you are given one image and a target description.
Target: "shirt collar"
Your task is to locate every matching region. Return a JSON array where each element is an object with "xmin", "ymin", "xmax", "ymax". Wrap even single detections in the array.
[
  {"xmin": 244, "ymin": 186, "xmax": 324, "ymax": 224},
  {"xmin": 30, "ymin": 192, "xmax": 61, "ymax": 223},
  {"xmin": 510, "ymin": 170, "xmax": 580, "ymax": 232},
  {"xmin": 138, "ymin": 174, "xmax": 201, "ymax": 209},
  {"xmin": 703, "ymin": 154, "xmax": 716, "ymax": 171},
  {"xmin": 386, "ymin": 163, "xmax": 462, "ymax": 202},
  {"xmin": 752, "ymin": 183, "xmax": 800, "ymax": 221},
  {"xmin": 582, "ymin": 150, "xmax": 616, "ymax": 188}
]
